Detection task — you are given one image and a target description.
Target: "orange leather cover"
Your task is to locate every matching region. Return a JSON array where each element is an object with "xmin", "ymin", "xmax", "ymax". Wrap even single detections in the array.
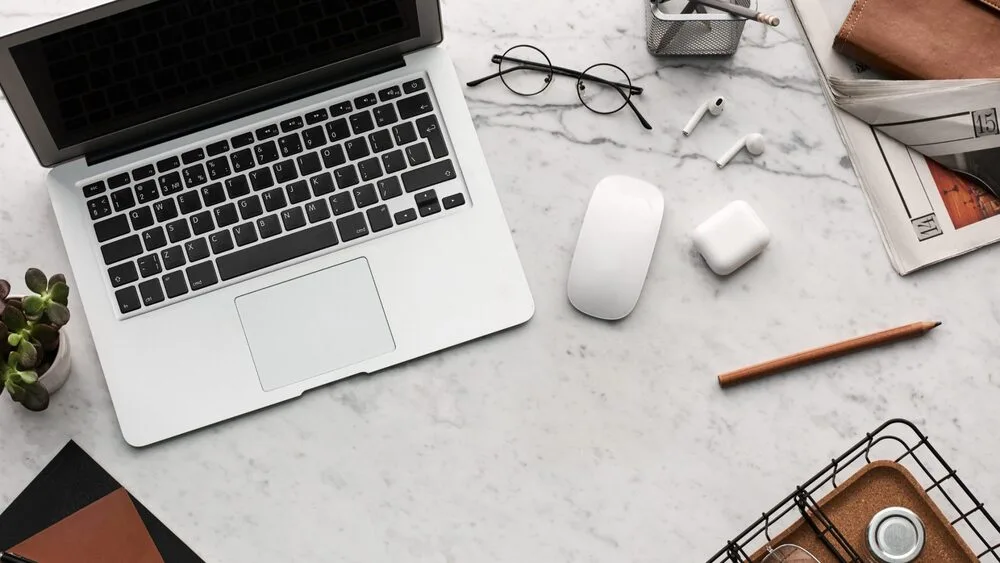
[
  {"xmin": 833, "ymin": 0, "xmax": 1000, "ymax": 79},
  {"xmin": 11, "ymin": 488, "xmax": 165, "ymax": 563}
]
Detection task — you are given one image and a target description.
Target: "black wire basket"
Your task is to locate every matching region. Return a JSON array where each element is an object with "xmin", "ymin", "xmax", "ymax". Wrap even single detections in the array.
[{"xmin": 706, "ymin": 419, "xmax": 1000, "ymax": 562}]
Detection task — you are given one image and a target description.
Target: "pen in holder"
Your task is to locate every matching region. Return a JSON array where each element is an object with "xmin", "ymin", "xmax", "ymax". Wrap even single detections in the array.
[{"xmin": 645, "ymin": 0, "xmax": 755, "ymax": 57}]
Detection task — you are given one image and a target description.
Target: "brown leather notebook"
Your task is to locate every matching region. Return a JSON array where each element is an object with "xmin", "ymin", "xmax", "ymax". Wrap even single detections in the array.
[{"xmin": 833, "ymin": 0, "xmax": 1000, "ymax": 79}]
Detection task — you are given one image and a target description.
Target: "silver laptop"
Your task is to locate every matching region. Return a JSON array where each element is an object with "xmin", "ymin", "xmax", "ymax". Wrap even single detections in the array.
[{"xmin": 0, "ymin": 0, "xmax": 533, "ymax": 446}]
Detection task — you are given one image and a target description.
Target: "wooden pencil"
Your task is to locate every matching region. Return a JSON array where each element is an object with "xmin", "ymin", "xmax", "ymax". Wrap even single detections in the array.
[{"xmin": 717, "ymin": 321, "xmax": 941, "ymax": 389}]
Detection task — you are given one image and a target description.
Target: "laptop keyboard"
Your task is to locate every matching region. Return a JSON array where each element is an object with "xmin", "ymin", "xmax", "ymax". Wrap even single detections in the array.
[{"xmin": 82, "ymin": 75, "xmax": 467, "ymax": 317}]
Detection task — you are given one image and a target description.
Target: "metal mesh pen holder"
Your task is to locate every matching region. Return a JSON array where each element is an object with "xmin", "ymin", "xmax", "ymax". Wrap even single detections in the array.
[{"xmin": 645, "ymin": 0, "xmax": 754, "ymax": 56}]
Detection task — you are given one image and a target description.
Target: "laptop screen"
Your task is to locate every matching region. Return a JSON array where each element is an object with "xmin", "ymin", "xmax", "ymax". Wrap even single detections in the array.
[{"xmin": 0, "ymin": 0, "xmax": 440, "ymax": 167}]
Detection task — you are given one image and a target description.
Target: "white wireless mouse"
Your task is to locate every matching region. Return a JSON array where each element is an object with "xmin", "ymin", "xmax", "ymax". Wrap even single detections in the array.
[{"xmin": 567, "ymin": 176, "xmax": 664, "ymax": 320}]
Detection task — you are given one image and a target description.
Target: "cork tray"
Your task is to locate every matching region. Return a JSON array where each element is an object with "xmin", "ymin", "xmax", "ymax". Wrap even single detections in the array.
[{"xmin": 751, "ymin": 460, "xmax": 978, "ymax": 562}]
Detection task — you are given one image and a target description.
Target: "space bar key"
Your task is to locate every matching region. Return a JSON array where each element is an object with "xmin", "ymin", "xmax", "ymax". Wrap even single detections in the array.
[{"xmin": 216, "ymin": 223, "xmax": 339, "ymax": 281}]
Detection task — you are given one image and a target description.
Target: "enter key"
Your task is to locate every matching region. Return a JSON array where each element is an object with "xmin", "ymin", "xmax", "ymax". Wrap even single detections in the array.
[{"xmin": 415, "ymin": 115, "xmax": 449, "ymax": 159}]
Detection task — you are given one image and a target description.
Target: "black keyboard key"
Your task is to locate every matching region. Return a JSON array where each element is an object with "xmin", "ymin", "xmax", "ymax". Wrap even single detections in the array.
[
  {"xmin": 377, "ymin": 177, "xmax": 403, "ymax": 200},
  {"xmin": 249, "ymin": 168, "xmax": 275, "ymax": 191},
  {"xmin": 161, "ymin": 245, "xmax": 186, "ymax": 270},
  {"xmin": 88, "ymin": 196, "xmax": 112, "ymax": 220},
  {"xmin": 214, "ymin": 203, "xmax": 239, "ymax": 227},
  {"xmin": 305, "ymin": 199, "xmax": 331, "ymax": 223},
  {"xmin": 273, "ymin": 160, "xmax": 298, "ymax": 183},
  {"xmin": 191, "ymin": 211, "xmax": 214, "ymax": 235},
  {"xmin": 95, "ymin": 214, "xmax": 130, "ymax": 242},
  {"xmin": 329, "ymin": 192, "xmax": 354, "ymax": 216},
  {"xmin": 394, "ymin": 208, "xmax": 417, "ymax": 225},
  {"xmin": 256, "ymin": 214, "xmax": 282, "ymax": 239},
  {"xmin": 297, "ymin": 152, "xmax": 322, "ymax": 175},
  {"xmin": 378, "ymin": 85, "xmax": 402, "ymax": 101},
  {"xmin": 262, "ymin": 187, "xmax": 287, "ymax": 211},
  {"xmin": 302, "ymin": 126, "xmax": 327, "ymax": 150},
  {"xmin": 186, "ymin": 261, "xmax": 218, "ymax": 291},
  {"xmin": 326, "ymin": 118, "xmax": 350, "ymax": 142},
  {"xmin": 414, "ymin": 189, "xmax": 437, "ymax": 207},
  {"xmin": 129, "ymin": 206, "xmax": 154, "ymax": 230},
  {"xmin": 217, "ymin": 222, "xmax": 338, "ymax": 281},
  {"xmin": 182, "ymin": 148, "xmax": 205, "ymax": 164},
  {"xmin": 330, "ymin": 100, "xmax": 352, "ymax": 117},
  {"xmin": 403, "ymin": 78, "xmax": 426, "ymax": 94},
  {"xmin": 336, "ymin": 212, "xmax": 369, "ymax": 242},
  {"xmin": 392, "ymin": 122, "xmax": 417, "ymax": 145},
  {"xmin": 201, "ymin": 182, "xmax": 226, "ymax": 206},
  {"xmin": 278, "ymin": 133, "xmax": 303, "ymax": 157},
  {"xmin": 333, "ymin": 165, "xmax": 360, "ymax": 189},
  {"xmin": 159, "ymin": 172, "xmax": 183, "ymax": 196},
  {"xmin": 231, "ymin": 132, "xmax": 255, "ymax": 148},
  {"xmin": 138, "ymin": 278, "xmax": 165, "ymax": 306},
  {"xmin": 405, "ymin": 143, "xmax": 431, "ymax": 166},
  {"xmin": 156, "ymin": 156, "xmax": 180, "ymax": 173},
  {"xmin": 443, "ymin": 193, "xmax": 466, "ymax": 209},
  {"xmin": 83, "ymin": 181, "xmax": 106, "ymax": 198},
  {"xmin": 185, "ymin": 237, "xmax": 210, "ymax": 262},
  {"xmin": 369, "ymin": 129, "xmax": 393, "ymax": 153},
  {"xmin": 153, "ymin": 199, "xmax": 178, "ymax": 222},
  {"xmin": 398, "ymin": 92, "xmax": 433, "ymax": 119},
  {"xmin": 163, "ymin": 272, "xmax": 188, "ymax": 298},
  {"xmin": 354, "ymin": 93, "xmax": 377, "ymax": 108},
  {"xmin": 132, "ymin": 165, "xmax": 155, "ymax": 181},
  {"xmin": 115, "ymin": 286, "xmax": 141, "ymax": 314},
  {"xmin": 350, "ymin": 112, "xmax": 375, "ymax": 135},
  {"xmin": 238, "ymin": 195, "xmax": 264, "ymax": 219},
  {"xmin": 256, "ymin": 124, "xmax": 279, "ymax": 140},
  {"xmin": 280, "ymin": 207, "xmax": 306, "ymax": 231},
  {"xmin": 373, "ymin": 104, "xmax": 398, "ymax": 127},
  {"xmin": 382, "ymin": 150, "xmax": 406, "ymax": 174},
  {"xmin": 419, "ymin": 201, "xmax": 441, "ymax": 217},
  {"xmin": 209, "ymin": 230, "xmax": 234, "ymax": 254},
  {"xmin": 416, "ymin": 115, "xmax": 448, "ymax": 158},
  {"xmin": 353, "ymin": 184, "xmax": 378, "ymax": 208},
  {"xmin": 142, "ymin": 226, "xmax": 167, "ymax": 251},
  {"xmin": 358, "ymin": 158, "xmax": 382, "ymax": 181},
  {"xmin": 102, "ymin": 234, "xmax": 143, "ymax": 264},
  {"xmin": 206, "ymin": 156, "xmax": 232, "ymax": 180},
  {"xmin": 345, "ymin": 138, "xmax": 369, "ymax": 160},
  {"xmin": 403, "ymin": 160, "xmax": 456, "ymax": 192},
  {"xmin": 226, "ymin": 175, "xmax": 251, "ymax": 199},
  {"xmin": 305, "ymin": 108, "xmax": 328, "ymax": 124},
  {"xmin": 231, "ymin": 148, "xmax": 255, "ymax": 172},
  {"xmin": 233, "ymin": 222, "xmax": 258, "ymax": 246},
  {"xmin": 255, "ymin": 141, "xmax": 279, "ymax": 165},
  {"xmin": 280, "ymin": 116, "xmax": 304, "ymax": 132},
  {"xmin": 286, "ymin": 180, "xmax": 310, "ymax": 204},
  {"xmin": 183, "ymin": 163, "xmax": 208, "ymax": 188},
  {"xmin": 321, "ymin": 145, "xmax": 346, "ymax": 168},
  {"xmin": 206, "ymin": 140, "xmax": 230, "ymax": 156},
  {"xmin": 367, "ymin": 205, "xmax": 392, "ymax": 233},
  {"xmin": 137, "ymin": 254, "xmax": 162, "ymax": 278},
  {"xmin": 108, "ymin": 262, "xmax": 138, "ymax": 287},
  {"xmin": 177, "ymin": 191, "xmax": 202, "ymax": 214},
  {"xmin": 106, "ymin": 173, "xmax": 129, "ymax": 191},
  {"xmin": 110, "ymin": 188, "xmax": 136, "ymax": 212},
  {"xmin": 135, "ymin": 180, "xmax": 158, "ymax": 204},
  {"xmin": 166, "ymin": 219, "xmax": 191, "ymax": 243}
]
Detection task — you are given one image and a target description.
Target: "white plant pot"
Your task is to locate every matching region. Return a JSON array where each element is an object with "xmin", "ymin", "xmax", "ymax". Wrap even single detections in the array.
[{"xmin": 38, "ymin": 331, "xmax": 71, "ymax": 394}]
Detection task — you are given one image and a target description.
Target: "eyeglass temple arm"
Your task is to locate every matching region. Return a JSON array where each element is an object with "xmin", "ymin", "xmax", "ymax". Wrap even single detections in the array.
[{"xmin": 477, "ymin": 55, "xmax": 643, "ymax": 95}]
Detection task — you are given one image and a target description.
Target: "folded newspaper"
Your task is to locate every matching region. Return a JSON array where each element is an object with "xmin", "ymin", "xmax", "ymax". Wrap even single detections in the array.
[{"xmin": 790, "ymin": 0, "xmax": 1000, "ymax": 274}]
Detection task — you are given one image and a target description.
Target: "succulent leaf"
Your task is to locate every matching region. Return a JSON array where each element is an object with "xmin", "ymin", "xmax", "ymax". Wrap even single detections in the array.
[
  {"xmin": 19, "ymin": 381, "xmax": 49, "ymax": 411},
  {"xmin": 25, "ymin": 268, "xmax": 48, "ymax": 294},
  {"xmin": 2, "ymin": 305, "xmax": 26, "ymax": 331},
  {"xmin": 50, "ymin": 281, "xmax": 70, "ymax": 306},
  {"xmin": 30, "ymin": 324, "xmax": 59, "ymax": 351},
  {"xmin": 48, "ymin": 274, "xmax": 66, "ymax": 291},
  {"xmin": 47, "ymin": 302, "xmax": 70, "ymax": 326},
  {"xmin": 17, "ymin": 339, "xmax": 38, "ymax": 368},
  {"xmin": 0, "ymin": 279, "xmax": 9, "ymax": 301},
  {"xmin": 22, "ymin": 295, "xmax": 46, "ymax": 318}
]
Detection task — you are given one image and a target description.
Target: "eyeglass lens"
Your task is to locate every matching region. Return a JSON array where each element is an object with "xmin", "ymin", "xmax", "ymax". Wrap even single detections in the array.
[
  {"xmin": 576, "ymin": 63, "xmax": 633, "ymax": 115},
  {"xmin": 761, "ymin": 544, "xmax": 821, "ymax": 563},
  {"xmin": 499, "ymin": 45, "xmax": 553, "ymax": 96}
]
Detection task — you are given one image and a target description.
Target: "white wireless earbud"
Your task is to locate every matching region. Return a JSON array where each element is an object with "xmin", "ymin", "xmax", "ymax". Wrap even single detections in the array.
[
  {"xmin": 682, "ymin": 96, "xmax": 726, "ymax": 136},
  {"xmin": 716, "ymin": 133, "xmax": 765, "ymax": 168}
]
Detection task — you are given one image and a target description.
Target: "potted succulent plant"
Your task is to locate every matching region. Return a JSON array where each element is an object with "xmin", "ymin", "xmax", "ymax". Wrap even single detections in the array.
[{"xmin": 0, "ymin": 268, "xmax": 72, "ymax": 412}]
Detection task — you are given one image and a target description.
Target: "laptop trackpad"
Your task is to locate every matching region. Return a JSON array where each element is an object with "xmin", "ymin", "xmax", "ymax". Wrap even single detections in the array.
[{"xmin": 235, "ymin": 258, "xmax": 395, "ymax": 391}]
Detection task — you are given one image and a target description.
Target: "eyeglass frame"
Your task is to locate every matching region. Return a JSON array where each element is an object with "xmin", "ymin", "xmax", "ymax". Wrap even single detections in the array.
[{"xmin": 466, "ymin": 45, "xmax": 652, "ymax": 130}]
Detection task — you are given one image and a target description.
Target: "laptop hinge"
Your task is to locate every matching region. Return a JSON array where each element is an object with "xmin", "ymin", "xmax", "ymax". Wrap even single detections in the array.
[{"xmin": 86, "ymin": 55, "xmax": 406, "ymax": 167}]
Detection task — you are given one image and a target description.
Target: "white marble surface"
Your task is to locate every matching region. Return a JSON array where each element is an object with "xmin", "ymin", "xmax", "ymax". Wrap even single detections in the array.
[{"xmin": 3, "ymin": 0, "xmax": 1000, "ymax": 561}]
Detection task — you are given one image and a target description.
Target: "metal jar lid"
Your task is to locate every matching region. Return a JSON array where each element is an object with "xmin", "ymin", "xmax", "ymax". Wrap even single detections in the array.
[{"xmin": 867, "ymin": 507, "xmax": 925, "ymax": 563}]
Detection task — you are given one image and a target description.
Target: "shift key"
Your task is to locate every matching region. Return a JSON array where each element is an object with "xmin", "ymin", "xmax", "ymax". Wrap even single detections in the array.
[{"xmin": 402, "ymin": 160, "xmax": 457, "ymax": 193}]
